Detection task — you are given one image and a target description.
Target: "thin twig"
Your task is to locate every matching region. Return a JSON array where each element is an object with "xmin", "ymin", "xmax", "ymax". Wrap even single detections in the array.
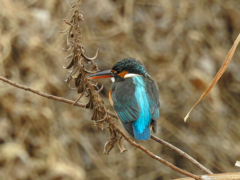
[
  {"xmin": 0, "ymin": 75, "xmax": 117, "ymax": 116},
  {"xmin": 151, "ymin": 135, "xmax": 213, "ymax": 175},
  {"xmin": 106, "ymin": 118, "xmax": 201, "ymax": 180},
  {"xmin": 0, "ymin": 76, "xmax": 86, "ymax": 108},
  {"xmin": 0, "ymin": 75, "xmax": 206, "ymax": 179}
]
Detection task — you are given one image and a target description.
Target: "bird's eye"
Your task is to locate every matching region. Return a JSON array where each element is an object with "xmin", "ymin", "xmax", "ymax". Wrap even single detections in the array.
[{"xmin": 113, "ymin": 70, "xmax": 118, "ymax": 74}]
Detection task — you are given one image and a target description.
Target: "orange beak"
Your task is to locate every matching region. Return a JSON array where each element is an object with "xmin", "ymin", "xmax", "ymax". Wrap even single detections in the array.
[{"xmin": 88, "ymin": 70, "xmax": 114, "ymax": 79}]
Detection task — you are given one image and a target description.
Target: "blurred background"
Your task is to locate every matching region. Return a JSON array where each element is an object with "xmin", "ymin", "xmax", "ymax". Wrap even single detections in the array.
[{"xmin": 0, "ymin": 0, "xmax": 240, "ymax": 179}]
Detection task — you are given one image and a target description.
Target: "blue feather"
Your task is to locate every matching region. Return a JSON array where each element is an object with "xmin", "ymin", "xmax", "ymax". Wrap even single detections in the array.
[{"xmin": 132, "ymin": 76, "xmax": 151, "ymax": 140}]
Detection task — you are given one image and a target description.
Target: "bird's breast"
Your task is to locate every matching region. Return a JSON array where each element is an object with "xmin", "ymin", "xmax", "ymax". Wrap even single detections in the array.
[{"xmin": 109, "ymin": 89, "xmax": 113, "ymax": 106}]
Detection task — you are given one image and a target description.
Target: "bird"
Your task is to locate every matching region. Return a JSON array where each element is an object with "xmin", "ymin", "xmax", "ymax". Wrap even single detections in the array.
[{"xmin": 88, "ymin": 58, "xmax": 160, "ymax": 141}]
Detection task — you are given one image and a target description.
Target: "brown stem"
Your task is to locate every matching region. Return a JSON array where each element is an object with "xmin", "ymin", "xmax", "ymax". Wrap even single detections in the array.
[
  {"xmin": 0, "ymin": 76, "xmax": 118, "ymax": 118},
  {"xmin": 151, "ymin": 135, "xmax": 213, "ymax": 175},
  {"xmin": 0, "ymin": 76, "xmax": 87, "ymax": 108},
  {"xmin": 106, "ymin": 118, "xmax": 201, "ymax": 180}
]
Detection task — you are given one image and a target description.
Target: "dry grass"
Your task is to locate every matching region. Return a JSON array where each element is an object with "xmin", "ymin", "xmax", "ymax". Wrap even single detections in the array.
[{"xmin": 0, "ymin": 0, "xmax": 240, "ymax": 179}]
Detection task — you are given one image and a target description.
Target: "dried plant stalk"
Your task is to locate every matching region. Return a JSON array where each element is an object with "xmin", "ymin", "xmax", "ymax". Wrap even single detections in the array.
[
  {"xmin": 103, "ymin": 126, "xmax": 118, "ymax": 154},
  {"xmin": 184, "ymin": 34, "xmax": 240, "ymax": 122},
  {"xmin": 62, "ymin": 0, "xmax": 117, "ymax": 153},
  {"xmin": 62, "ymin": 0, "xmax": 106, "ymax": 123}
]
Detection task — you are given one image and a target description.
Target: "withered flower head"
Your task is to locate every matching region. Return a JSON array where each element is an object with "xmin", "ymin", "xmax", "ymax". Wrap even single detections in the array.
[{"xmin": 62, "ymin": 2, "xmax": 106, "ymax": 122}]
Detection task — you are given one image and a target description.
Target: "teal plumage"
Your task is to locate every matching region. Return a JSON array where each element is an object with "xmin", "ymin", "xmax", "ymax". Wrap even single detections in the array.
[
  {"xmin": 111, "ymin": 75, "xmax": 159, "ymax": 140},
  {"xmin": 89, "ymin": 58, "xmax": 160, "ymax": 141}
]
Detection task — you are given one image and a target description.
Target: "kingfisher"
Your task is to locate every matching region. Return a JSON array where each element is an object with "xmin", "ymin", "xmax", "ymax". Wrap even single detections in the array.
[{"xmin": 88, "ymin": 58, "xmax": 160, "ymax": 141}]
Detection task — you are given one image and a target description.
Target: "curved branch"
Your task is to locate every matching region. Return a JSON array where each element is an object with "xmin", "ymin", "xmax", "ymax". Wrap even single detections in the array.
[
  {"xmin": 82, "ymin": 48, "xmax": 100, "ymax": 61},
  {"xmin": 151, "ymin": 135, "xmax": 213, "ymax": 175},
  {"xmin": 106, "ymin": 117, "xmax": 201, "ymax": 180},
  {"xmin": 0, "ymin": 76, "xmax": 86, "ymax": 108}
]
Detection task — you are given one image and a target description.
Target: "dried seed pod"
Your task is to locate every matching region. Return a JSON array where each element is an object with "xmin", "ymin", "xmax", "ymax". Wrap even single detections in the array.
[
  {"xmin": 82, "ymin": 48, "xmax": 100, "ymax": 61},
  {"xmin": 77, "ymin": 83, "xmax": 85, "ymax": 94},
  {"xmin": 90, "ymin": 64, "xmax": 99, "ymax": 72},
  {"xmin": 118, "ymin": 136, "xmax": 127, "ymax": 153},
  {"xmin": 63, "ymin": 58, "xmax": 74, "ymax": 69},
  {"xmin": 63, "ymin": 0, "xmax": 107, "ymax": 134},
  {"xmin": 93, "ymin": 120, "xmax": 104, "ymax": 131},
  {"xmin": 75, "ymin": 73, "xmax": 82, "ymax": 87},
  {"xmin": 71, "ymin": 66, "xmax": 81, "ymax": 79},
  {"xmin": 86, "ymin": 95, "xmax": 94, "ymax": 109},
  {"xmin": 103, "ymin": 126, "xmax": 118, "ymax": 154}
]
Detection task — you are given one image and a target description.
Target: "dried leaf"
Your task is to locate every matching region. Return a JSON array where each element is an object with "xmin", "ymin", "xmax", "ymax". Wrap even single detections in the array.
[
  {"xmin": 82, "ymin": 58, "xmax": 93, "ymax": 64},
  {"xmin": 184, "ymin": 34, "xmax": 240, "ymax": 122},
  {"xmin": 118, "ymin": 136, "xmax": 127, "ymax": 153},
  {"xmin": 82, "ymin": 48, "xmax": 100, "ymax": 61},
  {"xmin": 63, "ymin": 0, "xmax": 104, "ymax": 127},
  {"xmin": 71, "ymin": 66, "xmax": 81, "ymax": 79},
  {"xmin": 103, "ymin": 126, "xmax": 117, "ymax": 154},
  {"xmin": 90, "ymin": 64, "xmax": 99, "ymax": 72},
  {"xmin": 65, "ymin": 53, "xmax": 74, "ymax": 59},
  {"xmin": 96, "ymin": 85, "xmax": 104, "ymax": 93},
  {"xmin": 63, "ymin": 46, "xmax": 73, "ymax": 51},
  {"xmin": 91, "ymin": 106, "xmax": 106, "ymax": 120},
  {"xmin": 86, "ymin": 100, "xmax": 94, "ymax": 109},
  {"xmin": 86, "ymin": 94, "xmax": 94, "ymax": 109},
  {"xmin": 83, "ymin": 68, "xmax": 96, "ymax": 74},
  {"xmin": 75, "ymin": 73, "xmax": 82, "ymax": 87},
  {"xmin": 77, "ymin": 84, "xmax": 85, "ymax": 93},
  {"xmin": 93, "ymin": 119, "xmax": 104, "ymax": 130},
  {"xmin": 63, "ymin": 19, "xmax": 73, "ymax": 26},
  {"xmin": 63, "ymin": 59, "xmax": 74, "ymax": 69}
]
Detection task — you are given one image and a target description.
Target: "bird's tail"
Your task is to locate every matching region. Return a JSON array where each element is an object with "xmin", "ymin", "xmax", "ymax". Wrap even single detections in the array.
[{"xmin": 133, "ymin": 125, "xmax": 151, "ymax": 141}]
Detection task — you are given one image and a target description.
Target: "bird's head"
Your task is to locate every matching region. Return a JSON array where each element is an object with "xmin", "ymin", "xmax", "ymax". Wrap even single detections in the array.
[{"xmin": 89, "ymin": 58, "xmax": 148, "ymax": 82}]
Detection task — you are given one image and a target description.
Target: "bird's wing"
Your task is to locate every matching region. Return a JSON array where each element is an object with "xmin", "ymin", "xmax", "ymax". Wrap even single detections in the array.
[
  {"xmin": 111, "ymin": 77, "xmax": 160, "ymax": 135},
  {"xmin": 111, "ymin": 78, "xmax": 140, "ymax": 123},
  {"xmin": 111, "ymin": 79, "xmax": 140, "ymax": 136},
  {"xmin": 144, "ymin": 77, "xmax": 160, "ymax": 133}
]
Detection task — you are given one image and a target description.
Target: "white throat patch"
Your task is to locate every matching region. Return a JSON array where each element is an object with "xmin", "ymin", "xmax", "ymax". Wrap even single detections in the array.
[
  {"xmin": 124, "ymin": 73, "xmax": 141, "ymax": 78},
  {"xmin": 111, "ymin": 77, "xmax": 115, "ymax": 82}
]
